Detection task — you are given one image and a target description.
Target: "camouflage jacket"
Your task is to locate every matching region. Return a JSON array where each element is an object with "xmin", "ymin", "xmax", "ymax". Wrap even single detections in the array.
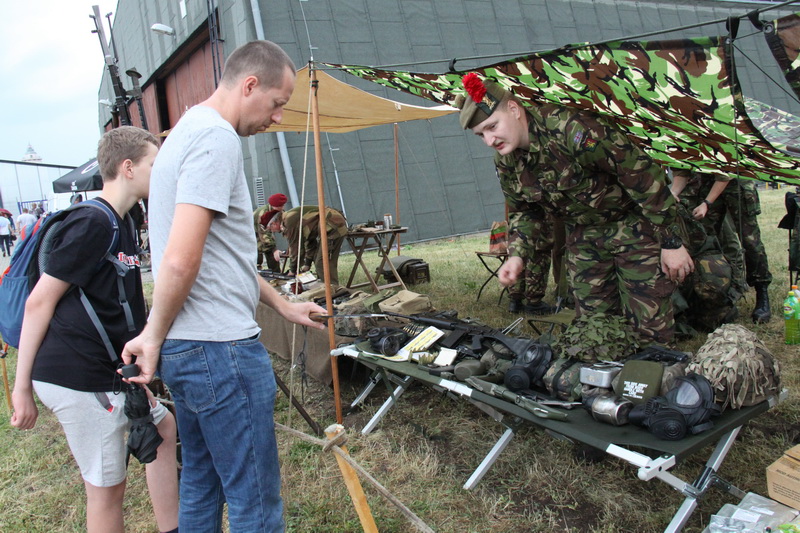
[
  {"xmin": 253, "ymin": 206, "xmax": 276, "ymax": 249},
  {"xmin": 282, "ymin": 205, "xmax": 348, "ymax": 267},
  {"xmin": 496, "ymin": 104, "xmax": 678, "ymax": 257}
]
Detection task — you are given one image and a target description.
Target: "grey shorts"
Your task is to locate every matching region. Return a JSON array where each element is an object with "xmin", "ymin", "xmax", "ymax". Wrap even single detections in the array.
[{"xmin": 33, "ymin": 380, "xmax": 168, "ymax": 487}]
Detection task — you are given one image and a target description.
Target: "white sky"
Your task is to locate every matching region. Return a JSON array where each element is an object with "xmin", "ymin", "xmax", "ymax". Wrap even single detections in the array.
[{"xmin": 0, "ymin": 1, "xmax": 119, "ymax": 167}]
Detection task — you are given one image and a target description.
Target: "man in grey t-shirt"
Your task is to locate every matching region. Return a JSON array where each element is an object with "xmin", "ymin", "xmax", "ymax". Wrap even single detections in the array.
[{"xmin": 122, "ymin": 41, "xmax": 325, "ymax": 532}]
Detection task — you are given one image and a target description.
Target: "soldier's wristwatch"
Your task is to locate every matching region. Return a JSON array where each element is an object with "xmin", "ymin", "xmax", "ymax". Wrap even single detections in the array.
[{"xmin": 661, "ymin": 234, "xmax": 683, "ymax": 250}]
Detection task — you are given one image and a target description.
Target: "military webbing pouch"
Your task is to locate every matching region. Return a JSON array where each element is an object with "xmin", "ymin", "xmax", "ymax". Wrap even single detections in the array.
[
  {"xmin": 542, "ymin": 357, "xmax": 583, "ymax": 401},
  {"xmin": 629, "ymin": 373, "xmax": 721, "ymax": 440},
  {"xmin": 378, "ymin": 290, "xmax": 433, "ymax": 315},
  {"xmin": 613, "ymin": 360, "xmax": 663, "ymax": 405},
  {"xmin": 362, "ymin": 288, "xmax": 398, "ymax": 313}
]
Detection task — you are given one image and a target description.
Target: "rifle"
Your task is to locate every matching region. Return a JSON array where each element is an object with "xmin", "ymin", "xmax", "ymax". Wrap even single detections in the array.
[{"xmin": 383, "ymin": 311, "xmax": 537, "ymax": 360}]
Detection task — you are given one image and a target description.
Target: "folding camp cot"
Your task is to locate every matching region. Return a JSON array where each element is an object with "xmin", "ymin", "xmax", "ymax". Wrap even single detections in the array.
[{"xmin": 338, "ymin": 345, "xmax": 783, "ymax": 533}]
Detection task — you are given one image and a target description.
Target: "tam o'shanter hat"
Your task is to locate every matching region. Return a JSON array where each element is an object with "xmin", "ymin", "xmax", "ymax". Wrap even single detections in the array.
[{"xmin": 454, "ymin": 73, "xmax": 508, "ymax": 129}]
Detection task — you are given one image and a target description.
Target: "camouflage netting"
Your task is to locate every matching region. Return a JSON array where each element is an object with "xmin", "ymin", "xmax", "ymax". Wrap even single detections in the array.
[
  {"xmin": 687, "ymin": 324, "xmax": 782, "ymax": 409},
  {"xmin": 552, "ymin": 313, "xmax": 642, "ymax": 363},
  {"xmin": 328, "ymin": 11, "xmax": 800, "ymax": 184}
]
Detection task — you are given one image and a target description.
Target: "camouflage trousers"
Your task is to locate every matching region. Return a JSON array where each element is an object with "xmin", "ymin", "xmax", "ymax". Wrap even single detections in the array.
[
  {"xmin": 566, "ymin": 218, "xmax": 675, "ymax": 345},
  {"xmin": 712, "ymin": 179, "xmax": 772, "ymax": 287},
  {"xmin": 509, "ymin": 217, "xmax": 566, "ymax": 302},
  {"xmin": 257, "ymin": 244, "xmax": 279, "ymax": 271}
]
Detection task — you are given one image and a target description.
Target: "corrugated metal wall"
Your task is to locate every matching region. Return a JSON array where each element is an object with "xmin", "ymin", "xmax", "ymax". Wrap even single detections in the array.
[{"xmin": 99, "ymin": 0, "xmax": 800, "ymax": 242}]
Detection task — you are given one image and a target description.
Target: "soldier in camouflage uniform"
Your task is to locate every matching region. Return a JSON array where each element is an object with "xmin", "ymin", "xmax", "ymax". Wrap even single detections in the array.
[
  {"xmin": 672, "ymin": 170, "xmax": 772, "ymax": 323},
  {"xmin": 278, "ymin": 205, "xmax": 348, "ymax": 285},
  {"xmin": 455, "ymin": 75, "xmax": 692, "ymax": 345},
  {"xmin": 506, "ymin": 224, "xmax": 553, "ymax": 314},
  {"xmin": 253, "ymin": 193, "xmax": 288, "ymax": 271}
]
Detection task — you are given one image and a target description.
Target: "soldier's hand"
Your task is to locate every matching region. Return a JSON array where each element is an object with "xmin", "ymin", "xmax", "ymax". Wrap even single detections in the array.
[
  {"xmin": 661, "ymin": 246, "xmax": 694, "ymax": 284},
  {"xmin": 498, "ymin": 256, "xmax": 524, "ymax": 286},
  {"xmin": 692, "ymin": 203, "xmax": 708, "ymax": 220}
]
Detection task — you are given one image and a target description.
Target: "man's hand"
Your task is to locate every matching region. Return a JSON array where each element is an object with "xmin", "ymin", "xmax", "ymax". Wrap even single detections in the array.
[
  {"xmin": 498, "ymin": 256, "xmax": 524, "ymax": 286},
  {"xmin": 692, "ymin": 202, "xmax": 709, "ymax": 220},
  {"xmin": 661, "ymin": 246, "xmax": 694, "ymax": 283},
  {"xmin": 120, "ymin": 327, "xmax": 164, "ymax": 385},
  {"xmin": 273, "ymin": 249, "xmax": 282, "ymax": 262},
  {"xmin": 10, "ymin": 387, "xmax": 38, "ymax": 430},
  {"xmin": 276, "ymin": 301, "xmax": 328, "ymax": 330}
]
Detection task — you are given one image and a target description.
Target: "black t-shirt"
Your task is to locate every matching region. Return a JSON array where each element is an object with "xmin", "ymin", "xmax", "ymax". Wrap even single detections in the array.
[{"xmin": 31, "ymin": 199, "xmax": 146, "ymax": 392}]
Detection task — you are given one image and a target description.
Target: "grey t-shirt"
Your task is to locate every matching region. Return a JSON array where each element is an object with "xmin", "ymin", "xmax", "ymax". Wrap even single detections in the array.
[{"xmin": 149, "ymin": 105, "xmax": 260, "ymax": 341}]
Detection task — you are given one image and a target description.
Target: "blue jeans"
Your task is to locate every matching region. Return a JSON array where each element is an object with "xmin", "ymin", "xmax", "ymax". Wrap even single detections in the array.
[{"xmin": 159, "ymin": 336, "xmax": 284, "ymax": 533}]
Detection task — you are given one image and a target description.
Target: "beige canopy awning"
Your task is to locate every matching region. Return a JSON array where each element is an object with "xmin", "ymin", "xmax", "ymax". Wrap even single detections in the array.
[{"xmin": 262, "ymin": 66, "xmax": 457, "ymax": 134}]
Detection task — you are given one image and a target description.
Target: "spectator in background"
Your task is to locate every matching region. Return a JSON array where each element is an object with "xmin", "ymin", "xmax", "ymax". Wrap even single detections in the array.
[
  {"xmin": 0, "ymin": 214, "xmax": 12, "ymax": 257},
  {"xmin": 16, "ymin": 208, "xmax": 38, "ymax": 240}
]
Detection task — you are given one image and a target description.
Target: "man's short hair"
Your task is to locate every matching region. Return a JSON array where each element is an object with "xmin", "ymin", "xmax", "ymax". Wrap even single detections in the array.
[
  {"xmin": 220, "ymin": 40, "xmax": 296, "ymax": 90},
  {"xmin": 97, "ymin": 126, "xmax": 159, "ymax": 181}
]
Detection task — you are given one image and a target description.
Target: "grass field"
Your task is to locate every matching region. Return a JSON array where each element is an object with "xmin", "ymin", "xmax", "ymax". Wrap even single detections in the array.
[{"xmin": 1, "ymin": 186, "xmax": 799, "ymax": 532}]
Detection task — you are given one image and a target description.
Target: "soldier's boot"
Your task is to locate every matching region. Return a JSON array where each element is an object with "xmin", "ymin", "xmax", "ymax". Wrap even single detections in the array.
[
  {"xmin": 752, "ymin": 283, "xmax": 771, "ymax": 324},
  {"xmin": 508, "ymin": 298, "xmax": 523, "ymax": 314},
  {"xmin": 524, "ymin": 300, "xmax": 556, "ymax": 316}
]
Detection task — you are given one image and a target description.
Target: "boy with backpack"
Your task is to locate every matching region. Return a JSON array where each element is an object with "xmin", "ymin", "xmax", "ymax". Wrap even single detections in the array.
[{"xmin": 10, "ymin": 126, "xmax": 179, "ymax": 533}]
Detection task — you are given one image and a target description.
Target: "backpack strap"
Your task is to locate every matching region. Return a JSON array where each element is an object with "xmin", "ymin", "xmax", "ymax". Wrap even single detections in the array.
[{"xmin": 78, "ymin": 200, "xmax": 136, "ymax": 335}]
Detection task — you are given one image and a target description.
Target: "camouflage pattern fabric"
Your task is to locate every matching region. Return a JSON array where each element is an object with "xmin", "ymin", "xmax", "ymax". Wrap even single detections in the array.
[
  {"xmin": 697, "ymin": 178, "xmax": 773, "ymax": 286},
  {"xmin": 495, "ymin": 105, "xmax": 680, "ymax": 252},
  {"xmin": 327, "ymin": 29, "xmax": 800, "ymax": 183},
  {"xmin": 506, "ymin": 223, "xmax": 552, "ymax": 304},
  {"xmin": 542, "ymin": 358, "xmax": 583, "ymax": 401},
  {"xmin": 673, "ymin": 202, "xmax": 740, "ymax": 334},
  {"xmin": 281, "ymin": 205, "xmax": 348, "ymax": 284},
  {"xmin": 745, "ymin": 97, "xmax": 800, "ymax": 155},
  {"xmin": 567, "ymin": 218, "xmax": 675, "ymax": 345},
  {"xmin": 553, "ymin": 312, "xmax": 642, "ymax": 362},
  {"xmin": 765, "ymin": 13, "xmax": 800, "ymax": 103},
  {"xmin": 253, "ymin": 206, "xmax": 278, "ymax": 270},
  {"xmin": 688, "ymin": 324, "xmax": 782, "ymax": 409}
]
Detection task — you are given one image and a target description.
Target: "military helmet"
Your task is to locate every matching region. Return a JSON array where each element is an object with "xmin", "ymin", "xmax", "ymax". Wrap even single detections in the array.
[{"xmin": 687, "ymin": 324, "xmax": 782, "ymax": 409}]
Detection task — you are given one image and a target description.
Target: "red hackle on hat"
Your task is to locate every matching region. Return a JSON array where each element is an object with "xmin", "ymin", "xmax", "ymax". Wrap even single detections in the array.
[{"xmin": 462, "ymin": 73, "xmax": 486, "ymax": 103}]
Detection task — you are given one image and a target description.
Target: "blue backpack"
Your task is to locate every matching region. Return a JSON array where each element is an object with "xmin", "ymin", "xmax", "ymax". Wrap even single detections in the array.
[{"xmin": 0, "ymin": 199, "xmax": 135, "ymax": 356}]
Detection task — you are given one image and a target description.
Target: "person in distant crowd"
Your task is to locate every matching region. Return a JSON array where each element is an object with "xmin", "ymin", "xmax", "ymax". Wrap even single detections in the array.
[
  {"xmin": 0, "ymin": 213, "xmax": 12, "ymax": 257},
  {"xmin": 454, "ymin": 75, "xmax": 691, "ymax": 345},
  {"xmin": 275, "ymin": 204, "xmax": 348, "ymax": 285},
  {"xmin": 32, "ymin": 202, "xmax": 44, "ymax": 218},
  {"xmin": 253, "ymin": 192, "xmax": 288, "ymax": 270},
  {"xmin": 71, "ymin": 193, "xmax": 84, "ymax": 205},
  {"xmin": 119, "ymin": 40, "xmax": 326, "ymax": 532},
  {"xmin": 16, "ymin": 208, "xmax": 38, "ymax": 240},
  {"xmin": 672, "ymin": 170, "xmax": 772, "ymax": 323},
  {"xmin": 10, "ymin": 126, "xmax": 179, "ymax": 533}
]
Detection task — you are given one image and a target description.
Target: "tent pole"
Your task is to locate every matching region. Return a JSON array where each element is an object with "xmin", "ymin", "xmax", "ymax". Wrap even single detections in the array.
[
  {"xmin": 394, "ymin": 123, "xmax": 401, "ymax": 255},
  {"xmin": 310, "ymin": 66, "xmax": 343, "ymax": 424}
]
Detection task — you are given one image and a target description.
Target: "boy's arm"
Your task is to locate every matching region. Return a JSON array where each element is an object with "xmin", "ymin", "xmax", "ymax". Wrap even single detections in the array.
[
  {"xmin": 11, "ymin": 275, "xmax": 71, "ymax": 429},
  {"xmin": 121, "ymin": 203, "xmax": 214, "ymax": 384}
]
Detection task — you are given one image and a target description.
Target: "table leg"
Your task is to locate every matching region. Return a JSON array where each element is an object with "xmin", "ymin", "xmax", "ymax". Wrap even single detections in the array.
[
  {"xmin": 463, "ymin": 427, "xmax": 515, "ymax": 490},
  {"xmin": 361, "ymin": 375, "xmax": 414, "ymax": 435}
]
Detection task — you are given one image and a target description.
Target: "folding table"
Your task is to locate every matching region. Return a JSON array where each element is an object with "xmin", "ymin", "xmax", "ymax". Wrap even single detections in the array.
[
  {"xmin": 339, "ymin": 345, "xmax": 783, "ymax": 533},
  {"xmin": 345, "ymin": 227, "xmax": 408, "ymax": 292}
]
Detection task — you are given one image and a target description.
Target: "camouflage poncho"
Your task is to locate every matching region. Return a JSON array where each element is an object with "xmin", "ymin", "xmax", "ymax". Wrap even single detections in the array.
[{"xmin": 329, "ymin": 11, "xmax": 800, "ymax": 184}]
